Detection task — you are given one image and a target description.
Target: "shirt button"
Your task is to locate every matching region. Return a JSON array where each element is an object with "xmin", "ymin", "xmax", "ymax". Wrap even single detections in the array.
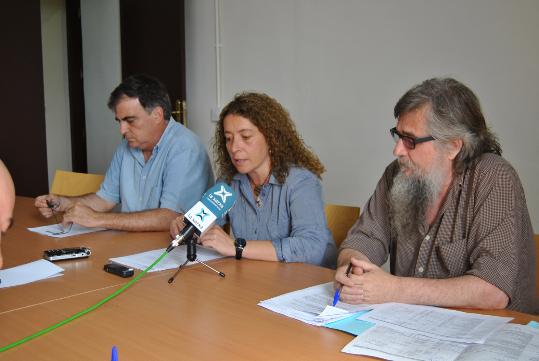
[
  {"xmin": 418, "ymin": 266, "xmax": 424, "ymax": 273},
  {"xmin": 424, "ymin": 235, "xmax": 430, "ymax": 241}
]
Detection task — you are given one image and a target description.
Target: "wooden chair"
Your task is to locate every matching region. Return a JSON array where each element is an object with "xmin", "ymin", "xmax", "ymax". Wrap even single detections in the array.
[
  {"xmin": 324, "ymin": 204, "xmax": 360, "ymax": 247},
  {"xmin": 50, "ymin": 170, "xmax": 104, "ymax": 196}
]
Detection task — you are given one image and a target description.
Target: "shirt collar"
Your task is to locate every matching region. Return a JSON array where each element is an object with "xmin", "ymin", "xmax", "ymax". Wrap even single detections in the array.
[
  {"xmin": 232, "ymin": 172, "xmax": 278, "ymax": 185},
  {"xmin": 129, "ymin": 119, "xmax": 175, "ymax": 162},
  {"xmin": 438, "ymin": 169, "xmax": 467, "ymax": 217},
  {"xmin": 154, "ymin": 119, "xmax": 177, "ymax": 154}
]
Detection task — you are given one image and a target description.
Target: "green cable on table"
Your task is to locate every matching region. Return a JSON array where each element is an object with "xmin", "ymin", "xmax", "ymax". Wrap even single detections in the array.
[{"xmin": 0, "ymin": 250, "xmax": 169, "ymax": 353}]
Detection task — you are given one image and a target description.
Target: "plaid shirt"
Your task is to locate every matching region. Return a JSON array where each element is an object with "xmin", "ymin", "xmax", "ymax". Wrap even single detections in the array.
[{"xmin": 340, "ymin": 153, "xmax": 538, "ymax": 314}]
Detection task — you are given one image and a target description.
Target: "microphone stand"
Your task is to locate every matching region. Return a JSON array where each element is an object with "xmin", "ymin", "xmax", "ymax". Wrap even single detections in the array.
[{"xmin": 167, "ymin": 236, "xmax": 225, "ymax": 284}]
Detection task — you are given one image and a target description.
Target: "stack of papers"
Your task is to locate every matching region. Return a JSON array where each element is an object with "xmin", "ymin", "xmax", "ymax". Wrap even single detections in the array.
[
  {"xmin": 258, "ymin": 282, "xmax": 373, "ymax": 326},
  {"xmin": 343, "ymin": 322, "xmax": 539, "ymax": 361},
  {"xmin": 28, "ymin": 224, "xmax": 106, "ymax": 238},
  {"xmin": 356, "ymin": 303, "xmax": 511, "ymax": 344},
  {"xmin": 109, "ymin": 246, "xmax": 224, "ymax": 272},
  {"xmin": 341, "ymin": 303, "xmax": 538, "ymax": 361},
  {"xmin": 0, "ymin": 259, "xmax": 64, "ymax": 288},
  {"xmin": 259, "ymin": 282, "xmax": 539, "ymax": 360}
]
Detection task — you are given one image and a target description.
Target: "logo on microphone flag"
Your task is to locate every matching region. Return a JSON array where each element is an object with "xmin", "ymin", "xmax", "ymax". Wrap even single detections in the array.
[
  {"xmin": 185, "ymin": 183, "xmax": 237, "ymax": 234},
  {"xmin": 214, "ymin": 185, "xmax": 232, "ymax": 203}
]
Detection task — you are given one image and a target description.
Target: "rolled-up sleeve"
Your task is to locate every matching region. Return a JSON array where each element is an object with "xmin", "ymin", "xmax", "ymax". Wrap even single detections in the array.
[
  {"xmin": 96, "ymin": 143, "xmax": 123, "ymax": 205},
  {"xmin": 464, "ymin": 162, "xmax": 534, "ymax": 308}
]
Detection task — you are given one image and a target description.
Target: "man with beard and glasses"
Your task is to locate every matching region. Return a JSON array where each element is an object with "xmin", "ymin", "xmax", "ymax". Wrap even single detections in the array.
[
  {"xmin": 335, "ymin": 78, "xmax": 538, "ymax": 314},
  {"xmin": 34, "ymin": 74, "xmax": 213, "ymax": 231}
]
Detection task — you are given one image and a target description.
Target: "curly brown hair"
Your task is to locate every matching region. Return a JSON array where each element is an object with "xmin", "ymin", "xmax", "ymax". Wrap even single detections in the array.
[{"xmin": 213, "ymin": 92, "xmax": 325, "ymax": 183}]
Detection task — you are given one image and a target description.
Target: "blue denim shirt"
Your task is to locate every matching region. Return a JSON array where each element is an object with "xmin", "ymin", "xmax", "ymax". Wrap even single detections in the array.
[
  {"xmin": 97, "ymin": 120, "xmax": 214, "ymax": 213},
  {"xmin": 219, "ymin": 167, "xmax": 336, "ymax": 268}
]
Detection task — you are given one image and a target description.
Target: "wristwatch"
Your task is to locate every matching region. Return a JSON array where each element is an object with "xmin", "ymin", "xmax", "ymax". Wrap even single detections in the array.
[{"xmin": 234, "ymin": 238, "xmax": 246, "ymax": 260}]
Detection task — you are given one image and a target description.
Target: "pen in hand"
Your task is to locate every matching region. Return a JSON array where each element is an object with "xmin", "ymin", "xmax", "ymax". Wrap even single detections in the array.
[
  {"xmin": 46, "ymin": 199, "xmax": 71, "ymax": 233},
  {"xmin": 332, "ymin": 263, "xmax": 353, "ymax": 306},
  {"xmin": 46, "ymin": 200, "xmax": 62, "ymax": 224}
]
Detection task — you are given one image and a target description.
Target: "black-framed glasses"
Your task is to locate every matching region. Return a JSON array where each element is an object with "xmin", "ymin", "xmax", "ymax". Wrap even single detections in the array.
[{"xmin": 390, "ymin": 127, "xmax": 435, "ymax": 150}]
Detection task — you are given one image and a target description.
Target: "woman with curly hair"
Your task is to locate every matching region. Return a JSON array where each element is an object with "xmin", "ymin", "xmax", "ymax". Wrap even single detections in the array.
[{"xmin": 170, "ymin": 92, "xmax": 336, "ymax": 267}]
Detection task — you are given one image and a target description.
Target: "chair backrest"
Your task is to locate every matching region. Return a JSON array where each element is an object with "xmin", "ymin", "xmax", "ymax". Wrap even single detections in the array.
[
  {"xmin": 535, "ymin": 234, "xmax": 539, "ymax": 297},
  {"xmin": 51, "ymin": 170, "xmax": 104, "ymax": 196},
  {"xmin": 324, "ymin": 204, "xmax": 360, "ymax": 247}
]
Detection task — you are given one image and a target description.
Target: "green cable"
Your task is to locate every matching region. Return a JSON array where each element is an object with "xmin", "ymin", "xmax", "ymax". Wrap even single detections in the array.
[{"xmin": 0, "ymin": 250, "xmax": 169, "ymax": 353}]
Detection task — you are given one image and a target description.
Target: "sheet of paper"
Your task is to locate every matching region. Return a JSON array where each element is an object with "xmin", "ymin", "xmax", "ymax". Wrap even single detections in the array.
[
  {"xmin": 357, "ymin": 302, "xmax": 512, "ymax": 343},
  {"xmin": 342, "ymin": 324, "xmax": 468, "ymax": 361},
  {"xmin": 109, "ymin": 245, "xmax": 224, "ymax": 272},
  {"xmin": 456, "ymin": 323, "xmax": 539, "ymax": 361},
  {"xmin": 343, "ymin": 318, "xmax": 539, "ymax": 361},
  {"xmin": 0, "ymin": 259, "xmax": 64, "ymax": 288},
  {"xmin": 28, "ymin": 223, "xmax": 106, "ymax": 238},
  {"xmin": 258, "ymin": 282, "xmax": 373, "ymax": 326},
  {"xmin": 323, "ymin": 311, "xmax": 374, "ymax": 335}
]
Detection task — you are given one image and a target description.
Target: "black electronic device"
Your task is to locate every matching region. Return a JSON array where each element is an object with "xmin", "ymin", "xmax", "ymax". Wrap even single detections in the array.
[
  {"xmin": 43, "ymin": 247, "xmax": 91, "ymax": 261},
  {"xmin": 234, "ymin": 238, "xmax": 246, "ymax": 260},
  {"xmin": 103, "ymin": 263, "xmax": 134, "ymax": 278}
]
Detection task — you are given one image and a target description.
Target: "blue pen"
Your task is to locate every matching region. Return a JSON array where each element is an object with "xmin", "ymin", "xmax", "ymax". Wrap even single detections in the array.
[
  {"xmin": 332, "ymin": 263, "xmax": 353, "ymax": 306},
  {"xmin": 111, "ymin": 346, "xmax": 118, "ymax": 361}
]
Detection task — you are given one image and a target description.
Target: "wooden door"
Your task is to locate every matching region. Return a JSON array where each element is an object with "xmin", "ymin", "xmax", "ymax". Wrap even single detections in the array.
[
  {"xmin": 120, "ymin": 0, "xmax": 186, "ymax": 124},
  {"xmin": 0, "ymin": 1, "xmax": 49, "ymax": 197}
]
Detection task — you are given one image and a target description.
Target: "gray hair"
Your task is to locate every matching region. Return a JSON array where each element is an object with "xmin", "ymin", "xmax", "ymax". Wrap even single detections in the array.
[{"xmin": 394, "ymin": 78, "xmax": 501, "ymax": 174}]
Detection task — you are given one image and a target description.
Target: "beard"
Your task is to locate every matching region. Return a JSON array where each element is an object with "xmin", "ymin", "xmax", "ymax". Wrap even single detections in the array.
[{"xmin": 389, "ymin": 155, "xmax": 447, "ymax": 245}]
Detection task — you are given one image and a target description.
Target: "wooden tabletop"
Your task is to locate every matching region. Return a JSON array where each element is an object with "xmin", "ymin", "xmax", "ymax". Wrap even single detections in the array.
[{"xmin": 1, "ymin": 197, "xmax": 538, "ymax": 360}]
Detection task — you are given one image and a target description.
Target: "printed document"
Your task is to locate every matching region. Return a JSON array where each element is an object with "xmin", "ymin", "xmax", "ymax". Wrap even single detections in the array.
[
  {"xmin": 28, "ymin": 223, "xmax": 106, "ymax": 238},
  {"xmin": 357, "ymin": 303, "xmax": 512, "ymax": 343},
  {"xmin": 342, "ymin": 322, "xmax": 539, "ymax": 361},
  {"xmin": 0, "ymin": 259, "xmax": 64, "ymax": 288},
  {"xmin": 258, "ymin": 282, "xmax": 373, "ymax": 326},
  {"xmin": 342, "ymin": 323, "xmax": 468, "ymax": 361},
  {"xmin": 109, "ymin": 245, "xmax": 224, "ymax": 272},
  {"xmin": 455, "ymin": 323, "xmax": 539, "ymax": 361}
]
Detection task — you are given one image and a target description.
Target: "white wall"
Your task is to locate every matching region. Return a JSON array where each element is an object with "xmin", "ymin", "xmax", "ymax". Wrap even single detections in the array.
[
  {"xmin": 81, "ymin": 0, "xmax": 122, "ymax": 174},
  {"xmin": 185, "ymin": 0, "xmax": 220, "ymax": 148},
  {"xmin": 185, "ymin": 0, "xmax": 539, "ymax": 230},
  {"xmin": 41, "ymin": 0, "xmax": 71, "ymax": 187}
]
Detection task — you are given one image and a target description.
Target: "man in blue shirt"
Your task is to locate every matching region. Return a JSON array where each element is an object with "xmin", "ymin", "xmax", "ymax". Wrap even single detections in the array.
[{"xmin": 35, "ymin": 75, "xmax": 213, "ymax": 231}]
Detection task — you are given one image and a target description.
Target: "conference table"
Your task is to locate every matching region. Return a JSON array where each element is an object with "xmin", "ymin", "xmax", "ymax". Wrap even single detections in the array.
[{"xmin": 1, "ymin": 197, "xmax": 538, "ymax": 360}]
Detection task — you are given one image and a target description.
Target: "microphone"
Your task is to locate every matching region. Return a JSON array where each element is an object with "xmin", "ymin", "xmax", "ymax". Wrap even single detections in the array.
[{"xmin": 166, "ymin": 182, "xmax": 236, "ymax": 254}]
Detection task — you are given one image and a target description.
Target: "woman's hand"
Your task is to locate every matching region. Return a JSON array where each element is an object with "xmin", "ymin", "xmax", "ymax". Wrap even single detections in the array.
[{"xmin": 199, "ymin": 226, "xmax": 235, "ymax": 257}]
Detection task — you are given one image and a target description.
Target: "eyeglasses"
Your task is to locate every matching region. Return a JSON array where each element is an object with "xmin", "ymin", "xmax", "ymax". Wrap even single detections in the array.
[{"xmin": 390, "ymin": 127, "xmax": 435, "ymax": 150}]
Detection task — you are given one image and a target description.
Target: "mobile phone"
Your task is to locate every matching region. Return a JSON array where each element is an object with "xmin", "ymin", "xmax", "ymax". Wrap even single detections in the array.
[
  {"xmin": 103, "ymin": 263, "xmax": 134, "ymax": 278},
  {"xmin": 43, "ymin": 247, "xmax": 91, "ymax": 261}
]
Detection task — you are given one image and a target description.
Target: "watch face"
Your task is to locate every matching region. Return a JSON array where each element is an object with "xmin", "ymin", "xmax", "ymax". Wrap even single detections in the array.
[{"xmin": 235, "ymin": 238, "xmax": 246, "ymax": 248}]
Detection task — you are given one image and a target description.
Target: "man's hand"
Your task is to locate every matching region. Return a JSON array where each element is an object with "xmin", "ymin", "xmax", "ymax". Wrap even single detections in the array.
[
  {"xmin": 62, "ymin": 203, "xmax": 101, "ymax": 228},
  {"xmin": 339, "ymin": 259, "xmax": 400, "ymax": 305},
  {"xmin": 35, "ymin": 194, "xmax": 70, "ymax": 218},
  {"xmin": 199, "ymin": 226, "xmax": 235, "ymax": 257},
  {"xmin": 335, "ymin": 257, "xmax": 366, "ymax": 304}
]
